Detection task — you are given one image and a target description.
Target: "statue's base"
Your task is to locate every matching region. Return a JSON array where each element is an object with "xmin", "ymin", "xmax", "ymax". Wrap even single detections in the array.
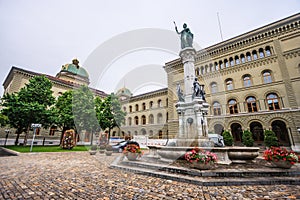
[{"xmin": 176, "ymin": 138, "xmax": 214, "ymax": 147}]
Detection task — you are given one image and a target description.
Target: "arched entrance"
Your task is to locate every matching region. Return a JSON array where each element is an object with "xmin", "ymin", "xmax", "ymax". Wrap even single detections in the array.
[
  {"xmin": 141, "ymin": 128, "xmax": 147, "ymax": 135},
  {"xmin": 250, "ymin": 122, "xmax": 264, "ymax": 145},
  {"xmin": 214, "ymin": 124, "xmax": 224, "ymax": 135},
  {"xmin": 271, "ymin": 120, "xmax": 290, "ymax": 146},
  {"xmin": 231, "ymin": 123, "xmax": 243, "ymax": 145}
]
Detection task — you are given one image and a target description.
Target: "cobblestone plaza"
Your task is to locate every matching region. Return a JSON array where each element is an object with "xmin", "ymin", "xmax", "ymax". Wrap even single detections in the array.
[{"xmin": 0, "ymin": 152, "xmax": 299, "ymax": 200}]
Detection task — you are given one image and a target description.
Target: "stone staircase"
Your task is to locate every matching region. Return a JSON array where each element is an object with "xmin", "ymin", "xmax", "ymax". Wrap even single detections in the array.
[{"xmin": 110, "ymin": 155, "xmax": 300, "ymax": 186}]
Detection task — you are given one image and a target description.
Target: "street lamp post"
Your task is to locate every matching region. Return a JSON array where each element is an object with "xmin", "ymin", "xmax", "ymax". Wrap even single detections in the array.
[{"xmin": 30, "ymin": 124, "xmax": 41, "ymax": 152}]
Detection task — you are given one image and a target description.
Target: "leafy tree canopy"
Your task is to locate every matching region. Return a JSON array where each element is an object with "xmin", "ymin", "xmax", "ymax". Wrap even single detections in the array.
[
  {"xmin": 1, "ymin": 75, "xmax": 55, "ymax": 145},
  {"xmin": 95, "ymin": 93, "xmax": 126, "ymax": 137}
]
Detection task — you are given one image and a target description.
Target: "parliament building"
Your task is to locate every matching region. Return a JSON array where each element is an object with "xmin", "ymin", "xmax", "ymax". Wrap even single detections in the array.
[{"xmin": 2, "ymin": 13, "xmax": 300, "ymax": 151}]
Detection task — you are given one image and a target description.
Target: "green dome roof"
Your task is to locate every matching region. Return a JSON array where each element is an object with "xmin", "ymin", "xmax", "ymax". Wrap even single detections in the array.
[
  {"xmin": 116, "ymin": 87, "xmax": 132, "ymax": 97},
  {"xmin": 61, "ymin": 59, "xmax": 89, "ymax": 78}
]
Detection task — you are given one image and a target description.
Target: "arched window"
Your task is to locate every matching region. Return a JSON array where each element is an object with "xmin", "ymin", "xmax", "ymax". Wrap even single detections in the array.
[
  {"xmin": 128, "ymin": 117, "xmax": 132, "ymax": 126},
  {"xmin": 262, "ymin": 70, "xmax": 272, "ymax": 83},
  {"xmin": 142, "ymin": 103, "xmax": 146, "ymax": 110},
  {"xmin": 141, "ymin": 115, "xmax": 146, "ymax": 125},
  {"xmin": 158, "ymin": 99, "xmax": 162, "ymax": 107},
  {"xmin": 229, "ymin": 57, "xmax": 234, "ymax": 66},
  {"xmin": 267, "ymin": 93, "xmax": 280, "ymax": 110},
  {"xmin": 225, "ymin": 79, "xmax": 234, "ymax": 90},
  {"xmin": 201, "ymin": 66, "xmax": 204, "ymax": 74},
  {"xmin": 246, "ymin": 96, "xmax": 258, "ymax": 112},
  {"xmin": 243, "ymin": 74, "xmax": 252, "ymax": 87},
  {"xmin": 166, "ymin": 98, "xmax": 168, "ymax": 107},
  {"xmin": 195, "ymin": 67, "xmax": 199, "ymax": 76},
  {"xmin": 246, "ymin": 52, "xmax": 251, "ymax": 61},
  {"xmin": 209, "ymin": 63, "xmax": 214, "ymax": 72},
  {"xmin": 211, "ymin": 82, "xmax": 218, "ymax": 93},
  {"xmin": 252, "ymin": 50, "xmax": 258, "ymax": 60},
  {"xmin": 157, "ymin": 113, "xmax": 163, "ymax": 124},
  {"xmin": 149, "ymin": 101, "xmax": 153, "ymax": 109},
  {"xmin": 149, "ymin": 130, "xmax": 153, "ymax": 138},
  {"xmin": 149, "ymin": 114, "xmax": 154, "ymax": 124},
  {"xmin": 265, "ymin": 46, "xmax": 271, "ymax": 56},
  {"xmin": 224, "ymin": 59, "xmax": 229, "ymax": 68},
  {"xmin": 129, "ymin": 105, "xmax": 132, "ymax": 112},
  {"xmin": 235, "ymin": 56, "xmax": 240, "ymax": 65},
  {"xmin": 135, "ymin": 104, "xmax": 139, "ymax": 111},
  {"xmin": 205, "ymin": 65, "xmax": 209, "ymax": 73},
  {"xmin": 213, "ymin": 102, "xmax": 221, "ymax": 115},
  {"xmin": 141, "ymin": 129, "xmax": 146, "ymax": 135},
  {"xmin": 123, "ymin": 106, "xmax": 126, "ymax": 112},
  {"xmin": 215, "ymin": 62, "xmax": 219, "ymax": 71},
  {"xmin": 259, "ymin": 48, "xmax": 264, "ymax": 58},
  {"xmin": 228, "ymin": 99, "xmax": 238, "ymax": 114},
  {"xmin": 134, "ymin": 116, "xmax": 139, "ymax": 125},
  {"xmin": 166, "ymin": 112, "xmax": 168, "ymax": 122},
  {"xmin": 158, "ymin": 130, "xmax": 163, "ymax": 139},
  {"xmin": 219, "ymin": 61, "xmax": 224, "ymax": 69},
  {"xmin": 240, "ymin": 54, "xmax": 246, "ymax": 63}
]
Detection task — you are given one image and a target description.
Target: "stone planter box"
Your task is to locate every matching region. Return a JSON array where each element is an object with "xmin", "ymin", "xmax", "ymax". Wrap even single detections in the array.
[{"xmin": 227, "ymin": 147, "xmax": 260, "ymax": 163}]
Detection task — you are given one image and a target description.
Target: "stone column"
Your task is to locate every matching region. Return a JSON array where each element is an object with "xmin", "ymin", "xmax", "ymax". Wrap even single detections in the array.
[{"xmin": 179, "ymin": 47, "xmax": 197, "ymax": 102}]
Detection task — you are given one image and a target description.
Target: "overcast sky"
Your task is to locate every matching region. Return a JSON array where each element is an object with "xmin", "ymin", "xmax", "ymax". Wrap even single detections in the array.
[{"xmin": 0, "ymin": 0, "xmax": 299, "ymax": 96}]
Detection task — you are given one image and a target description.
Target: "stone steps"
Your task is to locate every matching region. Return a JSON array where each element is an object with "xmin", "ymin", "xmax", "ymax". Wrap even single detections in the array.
[{"xmin": 110, "ymin": 155, "xmax": 300, "ymax": 186}]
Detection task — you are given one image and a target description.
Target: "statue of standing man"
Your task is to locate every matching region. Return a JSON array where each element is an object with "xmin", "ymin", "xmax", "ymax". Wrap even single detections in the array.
[{"xmin": 174, "ymin": 22, "xmax": 194, "ymax": 49}]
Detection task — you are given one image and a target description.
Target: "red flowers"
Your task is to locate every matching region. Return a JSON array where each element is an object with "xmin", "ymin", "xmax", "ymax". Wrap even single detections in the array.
[
  {"xmin": 263, "ymin": 147, "xmax": 299, "ymax": 165},
  {"xmin": 123, "ymin": 144, "xmax": 143, "ymax": 157},
  {"xmin": 184, "ymin": 148, "xmax": 217, "ymax": 164}
]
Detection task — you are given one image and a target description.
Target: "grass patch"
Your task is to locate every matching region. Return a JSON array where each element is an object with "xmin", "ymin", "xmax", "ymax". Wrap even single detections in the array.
[{"xmin": 4, "ymin": 145, "xmax": 89, "ymax": 153}]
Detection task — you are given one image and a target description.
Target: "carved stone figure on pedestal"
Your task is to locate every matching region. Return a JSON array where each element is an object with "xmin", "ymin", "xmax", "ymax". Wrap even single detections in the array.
[
  {"xmin": 177, "ymin": 84, "xmax": 185, "ymax": 102},
  {"xmin": 174, "ymin": 22, "xmax": 194, "ymax": 49}
]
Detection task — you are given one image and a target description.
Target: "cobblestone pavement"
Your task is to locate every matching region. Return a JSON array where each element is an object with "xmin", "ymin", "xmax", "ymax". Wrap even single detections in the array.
[{"xmin": 0, "ymin": 152, "xmax": 299, "ymax": 200}]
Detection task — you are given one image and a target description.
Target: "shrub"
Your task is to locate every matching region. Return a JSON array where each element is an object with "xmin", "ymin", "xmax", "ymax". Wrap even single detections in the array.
[
  {"xmin": 242, "ymin": 130, "xmax": 254, "ymax": 147},
  {"xmin": 222, "ymin": 130, "xmax": 233, "ymax": 146},
  {"xmin": 105, "ymin": 145, "xmax": 113, "ymax": 151},
  {"xmin": 264, "ymin": 130, "xmax": 279, "ymax": 147},
  {"xmin": 90, "ymin": 145, "xmax": 97, "ymax": 151}
]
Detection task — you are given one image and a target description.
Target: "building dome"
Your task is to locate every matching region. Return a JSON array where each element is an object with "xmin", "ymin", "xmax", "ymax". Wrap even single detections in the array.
[
  {"xmin": 56, "ymin": 59, "xmax": 90, "ymax": 85},
  {"xmin": 60, "ymin": 59, "xmax": 89, "ymax": 78},
  {"xmin": 116, "ymin": 87, "xmax": 132, "ymax": 100}
]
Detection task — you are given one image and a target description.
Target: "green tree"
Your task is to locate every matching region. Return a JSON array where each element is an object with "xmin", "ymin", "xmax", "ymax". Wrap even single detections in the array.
[
  {"xmin": 95, "ymin": 93, "xmax": 126, "ymax": 140},
  {"xmin": 242, "ymin": 130, "xmax": 254, "ymax": 147},
  {"xmin": 1, "ymin": 76, "xmax": 55, "ymax": 145},
  {"xmin": 52, "ymin": 90, "xmax": 76, "ymax": 144},
  {"xmin": 264, "ymin": 130, "xmax": 279, "ymax": 147},
  {"xmin": 72, "ymin": 85, "xmax": 99, "ymax": 145},
  {"xmin": 0, "ymin": 113, "xmax": 9, "ymax": 127},
  {"xmin": 222, "ymin": 130, "xmax": 233, "ymax": 146}
]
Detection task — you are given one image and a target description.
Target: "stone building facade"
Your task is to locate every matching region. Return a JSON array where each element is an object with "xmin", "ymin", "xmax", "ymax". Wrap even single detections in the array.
[
  {"xmin": 2, "ymin": 14, "xmax": 299, "ymax": 150},
  {"xmin": 164, "ymin": 13, "xmax": 300, "ymax": 151},
  {"xmin": 114, "ymin": 88, "xmax": 169, "ymax": 139}
]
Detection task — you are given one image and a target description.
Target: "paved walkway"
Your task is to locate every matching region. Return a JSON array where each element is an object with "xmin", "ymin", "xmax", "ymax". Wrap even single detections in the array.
[{"xmin": 0, "ymin": 152, "xmax": 299, "ymax": 200}]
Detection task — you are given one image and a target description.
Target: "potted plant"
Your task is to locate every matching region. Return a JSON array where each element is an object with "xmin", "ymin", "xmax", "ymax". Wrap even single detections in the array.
[
  {"xmin": 263, "ymin": 146, "xmax": 299, "ymax": 169},
  {"xmin": 222, "ymin": 130, "xmax": 233, "ymax": 146},
  {"xmin": 264, "ymin": 130, "xmax": 279, "ymax": 148},
  {"xmin": 123, "ymin": 144, "xmax": 143, "ymax": 161},
  {"xmin": 89, "ymin": 145, "xmax": 97, "ymax": 155},
  {"xmin": 184, "ymin": 147, "xmax": 218, "ymax": 170},
  {"xmin": 105, "ymin": 144, "xmax": 113, "ymax": 156},
  {"xmin": 242, "ymin": 130, "xmax": 254, "ymax": 147},
  {"xmin": 99, "ymin": 145, "xmax": 106, "ymax": 154}
]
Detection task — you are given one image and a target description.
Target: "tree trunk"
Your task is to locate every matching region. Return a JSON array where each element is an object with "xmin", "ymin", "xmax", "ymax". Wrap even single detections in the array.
[
  {"xmin": 23, "ymin": 125, "xmax": 30, "ymax": 146},
  {"xmin": 90, "ymin": 130, "xmax": 93, "ymax": 146},
  {"xmin": 108, "ymin": 128, "xmax": 111, "ymax": 145},
  {"xmin": 14, "ymin": 129, "xmax": 21, "ymax": 145}
]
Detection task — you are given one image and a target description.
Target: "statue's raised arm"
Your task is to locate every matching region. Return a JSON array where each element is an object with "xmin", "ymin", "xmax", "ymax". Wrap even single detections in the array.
[{"xmin": 174, "ymin": 22, "xmax": 193, "ymax": 49}]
